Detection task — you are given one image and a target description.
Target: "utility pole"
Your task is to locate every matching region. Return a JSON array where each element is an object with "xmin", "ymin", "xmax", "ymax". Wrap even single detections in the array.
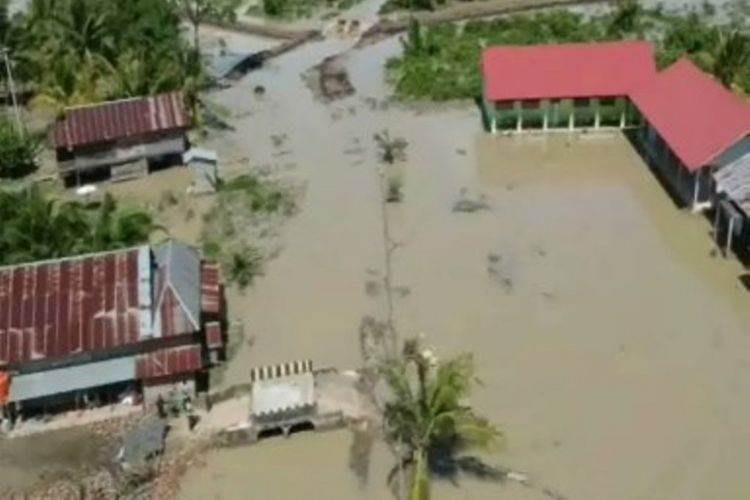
[{"xmin": 1, "ymin": 47, "xmax": 21, "ymax": 135}]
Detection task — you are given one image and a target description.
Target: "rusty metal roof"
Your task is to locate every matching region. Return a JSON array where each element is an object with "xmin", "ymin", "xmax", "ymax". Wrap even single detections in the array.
[
  {"xmin": 200, "ymin": 263, "xmax": 221, "ymax": 315},
  {"xmin": 205, "ymin": 322, "xmax": 223, "ymax": 349},
  {"xmin": 0, "ymin": 248, "xmax": 145, "ymax": 367},
  {"xmin": 0, "ymin": 241, "xmax": 217, "ymax": 368},
  {"xmin": 51, "ymin": 92, "xmax": 190, "ymax": 150},
  {"xmin": 135, "ymin": 344, "xmax": 202, "ymax": 379}
]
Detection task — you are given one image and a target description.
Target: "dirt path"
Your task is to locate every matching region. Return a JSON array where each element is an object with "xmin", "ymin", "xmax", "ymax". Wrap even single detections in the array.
[{"xmin": 360, "ymin": 0, "xmax": 610, "ymax": 41}]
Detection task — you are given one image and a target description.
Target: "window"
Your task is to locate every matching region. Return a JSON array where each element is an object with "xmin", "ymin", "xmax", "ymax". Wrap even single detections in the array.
[
  {"xmin": 495, "ymin": 101, "xmax": 514, "ymax": 111},
  {"xmin": 574, "ymin": 98, "xmax": 590, "ymax": 108},
  {"xmin": 598, "ymin": 97, "xmax": 616, "ymax": 106},
  {"xmin": 521, "ymin": 99, "xmax": 539, "ymax": 109}
]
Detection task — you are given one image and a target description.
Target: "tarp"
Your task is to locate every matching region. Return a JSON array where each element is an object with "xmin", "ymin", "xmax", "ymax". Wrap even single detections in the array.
[{"xmin": 0, "ymin": 371, "xmax": 9, "ymax": 405}]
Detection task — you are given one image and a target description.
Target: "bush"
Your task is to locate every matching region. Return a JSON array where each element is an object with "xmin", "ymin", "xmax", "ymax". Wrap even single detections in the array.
[{"xmin": 0, "ymin": 119, "xmax": 39, "ymax": 179}]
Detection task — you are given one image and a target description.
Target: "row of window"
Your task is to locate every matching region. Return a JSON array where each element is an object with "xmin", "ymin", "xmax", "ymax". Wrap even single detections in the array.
[{"xmin": 495, "ymin": 97, "xmax": 618, "ymax": 111}]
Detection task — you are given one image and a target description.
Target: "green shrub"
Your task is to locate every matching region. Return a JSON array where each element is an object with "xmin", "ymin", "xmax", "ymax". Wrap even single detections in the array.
[{"xmin": 0, "ymin": 119, "xmax": 39, "ymax": 179}]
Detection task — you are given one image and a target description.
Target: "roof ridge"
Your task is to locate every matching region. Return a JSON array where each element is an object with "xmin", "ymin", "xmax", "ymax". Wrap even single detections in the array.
[
  {"xmin": 0, "ymin": 245, "xmax": 150, "ymax": 272},
  {"xmin": 62, "ymin": 92, "xmax": 183, "ymax": 112}
]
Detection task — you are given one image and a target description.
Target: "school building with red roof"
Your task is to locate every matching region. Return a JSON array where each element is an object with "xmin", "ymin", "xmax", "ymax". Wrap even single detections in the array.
[{"xmin": 481, "ymin": 40, "xmax": 750, "ymax": 230}]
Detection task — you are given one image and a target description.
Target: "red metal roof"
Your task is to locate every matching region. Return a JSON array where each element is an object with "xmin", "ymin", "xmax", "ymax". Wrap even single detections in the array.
[
  {"xmin": 629, "ymin": 58, "xmax": 750, "ymax": 171},
  {"xmin": 482, "ymin": 41, "xmax": 656, "ymax": 102},
  {"xmin": 51, "ymin": 92, "xmax": 190, "ymax": 150},
  {"xmin": 0, "ymin": 249, "xmax": 142, "ymax": 367},
  {"xmin": 205, "ymin": 322, "xmax": 223, "ymax": 349},
  {"xmin": 200, "ymin": 263, "xmax": 221, "ymax": 315},
  {"xmin": 135, "ymin": 344, "xmax": 202, "ymax": 380}
]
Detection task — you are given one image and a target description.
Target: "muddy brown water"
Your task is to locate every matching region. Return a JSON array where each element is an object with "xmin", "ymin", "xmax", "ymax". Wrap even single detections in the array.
[{"xmin": 177, "ymin": 17, "xmax": 750, "ymax": 498}]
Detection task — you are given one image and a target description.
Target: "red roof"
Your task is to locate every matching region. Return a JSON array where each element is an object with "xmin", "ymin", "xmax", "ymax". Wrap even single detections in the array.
[
  {"xmin": 135, "ymin": 344, "xmax": 202, "ymax": 380},
  {"xmin": 629, "ymin": 58, "xmax": 750, "ymax": 171},
  {"xmin": 200, "ymin": 263, "xmax": 221, "ymax": 315},
  {"xmin": 0, "ymin": 249, "xmax": 142, "ymax": 367},
  {"xmin": 51, "ymin": 92, "xmax": 190, "ymax": 150},
  {"xmin": 482, "ymin": 41, "xmax": 656, "ymax": 102},
  {"xmin": 205, "ymin": 322, "xmax": 223, "ymax": 349}
]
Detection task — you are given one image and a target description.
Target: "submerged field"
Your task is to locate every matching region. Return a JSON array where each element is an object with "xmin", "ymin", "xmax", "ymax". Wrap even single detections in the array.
[{"xmin": 176, "ymin": 23, "xmax": 750, "ymax": 499}]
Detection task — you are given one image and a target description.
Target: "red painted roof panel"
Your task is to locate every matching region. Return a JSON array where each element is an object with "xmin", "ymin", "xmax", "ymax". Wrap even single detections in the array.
[
  {"xmin": 51, "ymin": 92, "xmax": 190, "ymax": 149},
  {"xmin": 482, "ymin": 41, "xmax": 657, "ymax": 102},
  {"xmin": 629, "ymin": 58, "xmax": 750, "ymax": 171}
]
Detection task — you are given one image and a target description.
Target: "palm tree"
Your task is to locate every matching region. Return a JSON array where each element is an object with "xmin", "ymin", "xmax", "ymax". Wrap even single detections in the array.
[
  {"xmin": 227, "ymin": 245, "xmax": 263, "ymax": 290},
  {"xmin": 712, "ymin": 28, "xmax": 750, "ymax": 88},
  {"xmin": 381, "ymin": 337, "xmax": 503, "ymax": 500}
]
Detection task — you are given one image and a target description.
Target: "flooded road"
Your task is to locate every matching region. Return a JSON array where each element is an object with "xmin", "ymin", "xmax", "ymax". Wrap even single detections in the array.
[{"xmin": 182, "ymin": 12, "xmax": 750, "ymax": 500}]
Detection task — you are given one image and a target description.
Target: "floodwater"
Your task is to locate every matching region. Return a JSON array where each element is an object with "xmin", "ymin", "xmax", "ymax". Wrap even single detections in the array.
[{"xmin": 183, "ymin": 6, "xmax": 750, "ymax": 500}]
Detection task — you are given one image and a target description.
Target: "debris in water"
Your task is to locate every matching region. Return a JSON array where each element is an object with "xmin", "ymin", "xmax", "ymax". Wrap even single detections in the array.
[
  {"xmin": 365, "ymin": 280, "xmax": 381, "ymax": 296},
  {"xmin": 487, "ymin": 252, "xmax": 514, "ymax": 292},
  {"xmin": 316, "ymin": 55, "xmax": 355, "ymax": 102},
  {"xmin": 456, "ymin": 148, "xmax": 467, "ymax": 156},
  {"xmin": 271, "ymin": 134, "xmax": 287, "ymax": 148},
  {"xmin": 453, "ymin": 188, "xmax": 490, "ymax": 213}
]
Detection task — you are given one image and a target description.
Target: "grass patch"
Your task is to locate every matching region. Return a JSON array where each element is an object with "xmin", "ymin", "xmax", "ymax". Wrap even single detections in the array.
[{"xmin": 202, "ymin": 173, "xmax": 296, "ymax": 290}]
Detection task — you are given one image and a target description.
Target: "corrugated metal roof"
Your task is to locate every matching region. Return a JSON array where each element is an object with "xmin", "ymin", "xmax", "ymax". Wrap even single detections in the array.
[
  {"xmin": 482, "ymin": 41, "xmax": 656, "ymax": 102},
  {"xmin": 0, "ymin": 248, "xmax": 146, "ymax": 367},
  {"xmin": 630, "ymin": 59, "xmax": 750, "ymax": 171},
  {"xmin": 714, "ymin": 153, "xmax": 750, "ymax": 216},
  {"xmin": 153, "ymin": 240, "xmax": 201, "ymax": 337},
  {"xmin": 51, "ymin": 92, "xmax": 190, "ymax": 150},
  {"xmin": 135, "ymin": 344, "xmax": 202, "ymax": 380},
  {"xmin": 200, "ymin": 263, "xmax": 221, "ymax": 315},
  {"xmin": 8, "ymin": 355, "xmax": 136, "ymax": 402}
]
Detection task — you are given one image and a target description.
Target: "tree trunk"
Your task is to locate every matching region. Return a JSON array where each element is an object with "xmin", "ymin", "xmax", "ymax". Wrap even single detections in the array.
[
  {"xmin": 193, "ymin": 21, "xmax": 201, "ymax": 51},
  {"xmin": 410, "ymin": 448, "xmax": 429, "ymax": 500}
]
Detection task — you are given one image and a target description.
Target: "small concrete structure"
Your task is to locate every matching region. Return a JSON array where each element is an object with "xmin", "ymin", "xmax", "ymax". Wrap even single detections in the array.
[
  {"xmin": 216, "ymin": 361, "xmax": 346, "ymax": 443},
  {"xmin": 251, "ymin": 372, "xmax": 316, "ymax": 437}
]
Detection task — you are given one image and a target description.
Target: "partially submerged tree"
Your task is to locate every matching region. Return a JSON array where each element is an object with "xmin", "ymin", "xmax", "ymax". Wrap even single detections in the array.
[
  {"xmin": 226, "ymin": 244, "xmax": 263, "ymax": 290},
  {"xmin": 381, "ymin": 337, "xmax": 503, "ymax": 500},
  {"xmin": 374, "ymin": 129, "xmax": 408, "ymax": 165},
  {"xmin": 170, "ymin": 0, "xmax": 240, "ymax": 51}
]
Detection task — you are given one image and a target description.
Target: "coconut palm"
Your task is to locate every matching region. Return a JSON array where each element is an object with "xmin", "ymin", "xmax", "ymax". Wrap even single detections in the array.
[
  {"xmin": 0, "ymin": 187, "xmax": 155, "ymax": 265},
  {"xmin": 381, "ymin": 337, "xmax": 503, "ymax": 500},
  {"xmin": 712, "ymin": 29, "xmax": 750, "ymax": 88}
]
